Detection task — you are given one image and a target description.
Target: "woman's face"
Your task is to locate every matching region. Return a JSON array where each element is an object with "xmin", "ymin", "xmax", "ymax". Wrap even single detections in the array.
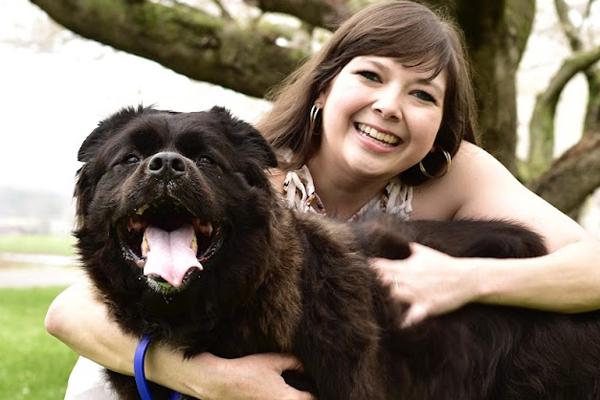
[{"xmin": 314, "ymin": 55, "xmax": 446, "ymax": 182}]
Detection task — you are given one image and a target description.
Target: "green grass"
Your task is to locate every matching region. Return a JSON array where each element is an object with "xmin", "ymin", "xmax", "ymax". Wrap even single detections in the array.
[
  {"xmin": 0, "ymin": 234, "xmax": 75, "ymax": 256},
  {"xmin": 0, "ymin": 286, "xmax": 78, "ymax": 399}
]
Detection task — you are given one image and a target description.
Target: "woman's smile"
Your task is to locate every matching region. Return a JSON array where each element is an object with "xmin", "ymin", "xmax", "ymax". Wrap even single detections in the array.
[
  {"xmin": 353, "ymin": 122, "xmax": 404, "ymax": 153},
  {"xmin": 314, "ymin": 55, "xmax": 446, "ymax": 180}
]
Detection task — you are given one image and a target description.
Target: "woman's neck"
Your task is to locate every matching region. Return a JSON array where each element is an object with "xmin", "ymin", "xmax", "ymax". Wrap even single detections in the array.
[{"xmin": 306, "ymin": 157, "xmax": 390, "ymax": 220}]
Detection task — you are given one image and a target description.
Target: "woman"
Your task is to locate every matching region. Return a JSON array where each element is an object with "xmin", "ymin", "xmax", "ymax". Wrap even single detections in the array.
[{"xmin": 46, "ymin": 1, "xmax": 600, "ymax": 399}]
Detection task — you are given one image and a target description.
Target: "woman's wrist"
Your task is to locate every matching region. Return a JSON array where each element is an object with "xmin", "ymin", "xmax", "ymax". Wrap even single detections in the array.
[
  {"xmin": 461, "ymin": 257, "xmax": 493, "ymax": 303},
  {"xmin": 145, "ymin": 345, "xmax": 223, "ymax": 399},
  {"xmin": 458, "ymin": 257, "xmax": 486, "ymax": 306}
]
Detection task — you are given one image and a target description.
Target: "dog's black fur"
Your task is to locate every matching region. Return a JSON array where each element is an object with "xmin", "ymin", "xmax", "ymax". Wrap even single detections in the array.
[{"xmin": 75, "ymin": 106, "xmax": 600, "ymax": 399}]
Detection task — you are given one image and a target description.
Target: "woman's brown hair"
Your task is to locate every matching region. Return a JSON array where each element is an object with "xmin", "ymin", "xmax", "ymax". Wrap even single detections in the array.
[{"xmin": 257, "ymin": 0, "xmax": 478, "ymax": 185}]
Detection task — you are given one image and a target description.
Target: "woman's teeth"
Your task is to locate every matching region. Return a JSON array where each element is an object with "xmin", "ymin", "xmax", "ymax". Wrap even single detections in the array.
[{"xmin": 356, "ymin": 123, "xmax": 400, "ymax": 145}]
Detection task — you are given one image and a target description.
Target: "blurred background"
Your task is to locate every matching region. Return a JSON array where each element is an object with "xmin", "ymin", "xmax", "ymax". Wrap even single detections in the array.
[{"xmin": 0, "ymin": 0, "xmax": 599, "ymax": 398}]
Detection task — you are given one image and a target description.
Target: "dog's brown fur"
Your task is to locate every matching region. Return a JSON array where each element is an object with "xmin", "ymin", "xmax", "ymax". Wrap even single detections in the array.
[{"xmin": 74, "ymin": 106, "xmax": 600, "ymax": 399}]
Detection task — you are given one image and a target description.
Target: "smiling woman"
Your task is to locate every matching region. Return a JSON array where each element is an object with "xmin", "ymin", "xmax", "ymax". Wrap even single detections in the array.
[
  {"xmin": 260, "ymin": 4, "xmax": 476, "ymax": 198},
  {"xmin": 311, "ymin": 56, "xmax": 446, "ymax": 188}
]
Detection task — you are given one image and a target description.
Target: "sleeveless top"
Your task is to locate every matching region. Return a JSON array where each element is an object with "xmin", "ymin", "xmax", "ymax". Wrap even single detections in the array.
[{"xmin": 283, "ymin": 165, "xmax": 413, "ymax": 221}]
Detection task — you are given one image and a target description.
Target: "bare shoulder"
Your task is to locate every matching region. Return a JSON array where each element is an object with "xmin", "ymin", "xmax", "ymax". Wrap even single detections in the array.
[
  {"xmin": 449, "ymin": 142, "xmax": 589, "ymax": 250},
  {"xmin": 411, "ymin": 142, "xmax": 490, "ymax": 220},
  {"xmin": 449, "ymin": 141, "xmax": 510, "ymax": 190}
]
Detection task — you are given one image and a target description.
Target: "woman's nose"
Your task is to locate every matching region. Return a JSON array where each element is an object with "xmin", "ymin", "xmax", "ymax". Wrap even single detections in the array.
[{"xmin": 372, "ymin": 90, "xmax": 402, "ymax": 121}]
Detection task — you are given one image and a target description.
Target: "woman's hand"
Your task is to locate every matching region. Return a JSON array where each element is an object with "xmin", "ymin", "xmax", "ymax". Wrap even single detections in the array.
[
  {"xmin": 46, "ymin": 280, "xmax": 315, "ymax": 400},
  {"xmin": 371, "ymin": 242, "xmax": 480, "ymax": 327},
  {"xmin": 190, "ymin": 352, "xmax": 316, "ymax": 400}
]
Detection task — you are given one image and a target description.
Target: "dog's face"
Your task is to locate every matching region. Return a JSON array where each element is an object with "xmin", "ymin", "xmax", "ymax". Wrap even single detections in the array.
[{"xmin": 75, "ymin": 107, "xmax": 277, "ymax": 317}]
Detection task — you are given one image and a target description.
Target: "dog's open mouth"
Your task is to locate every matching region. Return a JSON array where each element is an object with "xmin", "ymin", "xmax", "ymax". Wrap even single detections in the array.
[{"xmin": 117, "ymin": 200, "xmax": 222, "ymax": 293}]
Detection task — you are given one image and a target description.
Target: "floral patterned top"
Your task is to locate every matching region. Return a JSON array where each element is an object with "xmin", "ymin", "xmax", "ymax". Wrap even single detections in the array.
[{"xmin": 283, "ymin": 165, "xmax": 413, "ymax": 222}]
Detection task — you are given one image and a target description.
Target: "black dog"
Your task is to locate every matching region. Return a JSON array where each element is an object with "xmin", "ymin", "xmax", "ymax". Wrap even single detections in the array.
[{"xmin": 74, "ymin": 106, "xmax": 600, "ymax": 399}]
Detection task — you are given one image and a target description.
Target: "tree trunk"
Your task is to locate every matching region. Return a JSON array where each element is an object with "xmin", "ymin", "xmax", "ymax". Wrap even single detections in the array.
[
  {"xmin": 30, "ymin": 0, "xmax": 309, "ymax": 98},
  {"xmin": 530, "ymin": 133, "xmax": 600, "ymax": 216},
  {"xmin": 453, "ymin": 0, "xmax": 535, "ymax": 173},
  {"xmin": 527, "ymin": 45, "xmax": 600, "ymax": 179}
]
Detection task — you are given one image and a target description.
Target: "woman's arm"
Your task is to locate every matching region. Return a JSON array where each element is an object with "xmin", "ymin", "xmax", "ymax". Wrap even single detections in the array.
[
  {"xmin": 373, "ymin": 142, "xmax": 600, "ymax": 326},
  {"xmin": 45, "ymin": 278, "xmax": 314, "ymax": 400},
  {"xmin": 374, "ymin": 239, "xmax": 600, "ymax": 326}
]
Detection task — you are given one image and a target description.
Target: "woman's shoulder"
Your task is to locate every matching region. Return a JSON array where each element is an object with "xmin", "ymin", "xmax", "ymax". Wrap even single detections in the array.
[{"xmin": 411, "ymin": 141, "xmax": 495, "ymax": 220}]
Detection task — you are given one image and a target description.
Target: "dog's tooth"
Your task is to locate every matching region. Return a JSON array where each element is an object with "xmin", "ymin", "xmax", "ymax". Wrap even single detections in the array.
[
  {"xmin": 136, "ymin": 204, "xmax": 150, "ymax": 215},
  {"xmin": 198, "ymin": 224, "xmax": 212, "ymax": 237},
  {"xmin": 192, "ymin": 218, "xmax": 201, "ymax": 232},
  {"xmin": 141, "ymin": 231, "xmax": 149, "ymax": 258},
  {"xmin": 193, "ymin": 219, "xmax": 213, "ymax": 237},
  {"xmin": 129, "ymin": 216, "xmax": 146, "ymax": 232},
  {"xmin": 191, "ymin": 234, "xmax": 198, "ymax": 254}
]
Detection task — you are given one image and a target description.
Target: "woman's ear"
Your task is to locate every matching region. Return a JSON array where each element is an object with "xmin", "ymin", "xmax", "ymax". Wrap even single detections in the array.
[{"xmin": 315, "ymin": 92, "xmax": 327, "ymax": 108}]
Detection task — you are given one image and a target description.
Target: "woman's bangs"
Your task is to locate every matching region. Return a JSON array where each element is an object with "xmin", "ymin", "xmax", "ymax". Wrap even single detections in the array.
[
  {"xmin": 371, "ymin": 32, "xmax": 452, "ymax": 81},
  {"xmin": 400, "ymin": 40, "xmax": 451, "ymax": 79}
]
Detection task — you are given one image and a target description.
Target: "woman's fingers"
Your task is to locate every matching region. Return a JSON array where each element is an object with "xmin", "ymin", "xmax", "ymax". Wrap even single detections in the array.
[
  {"xmin": 208, "ymin": 353, "xmax": 315, "ymax": 400},
  {"xmin": 370, "ymin": 243, "xmax": 476, "ymax": 324},
  {"xmin": 267, "ymin": 353, "xmax": 305, "ymax": 373},
  {"xmin": 401, "ymin": 303, "xmax": 429, "ymax": 328}
]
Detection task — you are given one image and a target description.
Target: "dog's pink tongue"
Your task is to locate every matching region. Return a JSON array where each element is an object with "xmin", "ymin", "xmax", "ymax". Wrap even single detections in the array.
[{"xmin": 143, "ymin": 225, "xmax": 202, "ymax": 287}]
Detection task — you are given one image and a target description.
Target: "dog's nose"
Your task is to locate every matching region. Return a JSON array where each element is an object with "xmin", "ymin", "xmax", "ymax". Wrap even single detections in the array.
[{"xmin": 147, "ymin": 152, "xmax": 187, "ymax": 178}]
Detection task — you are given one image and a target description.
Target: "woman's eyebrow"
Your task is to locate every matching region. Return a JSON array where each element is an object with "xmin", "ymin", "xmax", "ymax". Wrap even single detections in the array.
[{"xmin": 361, "ymin": 59, "xmax": 387, "ymax": 70}]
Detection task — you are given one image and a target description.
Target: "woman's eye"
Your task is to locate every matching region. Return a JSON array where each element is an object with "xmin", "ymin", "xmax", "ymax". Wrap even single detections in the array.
[
  {"xmin": 124, "ymin": 154, "xmax": 140, "ymax": 164},
  {"xmin": 357, "ymin": 70, "xmax": 381, "ymax": 83},
  {"xmin": 412, "ymin": 90, "xmax": 436, "ymax": 104}
]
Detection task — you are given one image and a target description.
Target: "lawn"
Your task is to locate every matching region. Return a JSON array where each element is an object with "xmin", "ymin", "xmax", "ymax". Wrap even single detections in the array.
[
  {"xmin": 0, "ymin": 286, "xmax": 78, "ymax": 399},
  {"xmin": 0, "ymin": 234, "xmax": 75, "ymax": 256}
]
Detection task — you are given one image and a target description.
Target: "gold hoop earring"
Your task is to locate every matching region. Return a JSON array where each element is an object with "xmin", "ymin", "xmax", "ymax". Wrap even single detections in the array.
[
  {"xmin": 419, "ymin": 149, "xmax": 452, "ymax": 179},
  {"xmin": 309, "ymin": 104, "xmax": 321, "ymax": 135}
]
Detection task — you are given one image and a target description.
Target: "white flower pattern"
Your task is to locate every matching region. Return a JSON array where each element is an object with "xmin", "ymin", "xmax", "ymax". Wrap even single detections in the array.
[{"xmin": 283, "ymin": 165, "xmax": 413, "ymax": 221}]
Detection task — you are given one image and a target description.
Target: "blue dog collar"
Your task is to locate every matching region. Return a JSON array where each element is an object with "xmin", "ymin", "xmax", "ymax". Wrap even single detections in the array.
[{"xmin": 134, "ymin": 335, "xmax": 183, "ymax": 400}]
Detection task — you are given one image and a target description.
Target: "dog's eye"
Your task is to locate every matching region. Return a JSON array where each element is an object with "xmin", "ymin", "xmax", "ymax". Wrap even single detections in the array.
[
  {"xmin": 196, "ymin": 157, "xmax": 214, "ymax": 166},
  {"xmin": 124, "ymin": 154, "xmax": 140, "ymax": 164}
]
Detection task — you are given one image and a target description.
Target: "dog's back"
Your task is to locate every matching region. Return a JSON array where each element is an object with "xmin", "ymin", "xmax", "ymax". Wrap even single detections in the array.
[{"xmin": 345, "ymin": 217, "xmax": 600, "ymax": 399}]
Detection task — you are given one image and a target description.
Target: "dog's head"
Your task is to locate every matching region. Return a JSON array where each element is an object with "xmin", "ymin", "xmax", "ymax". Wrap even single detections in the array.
[{"xmin": 75, "ymin": 106, "xmax": 278, "ymax": 318}]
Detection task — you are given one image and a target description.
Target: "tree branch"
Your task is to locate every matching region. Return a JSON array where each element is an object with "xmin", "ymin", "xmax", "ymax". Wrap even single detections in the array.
[
  {"xmin": 527, "ymin": 45, "xmax": 600, "ymax": 178},
  {"xmin": 584, "ymin": 0, "xmax": 597, "ymax": 20},
  {"xmin": 242, "ymin": 0, "xmax": 363, "ymax": 29},
  {"xmin": 554, "ymin": 0, "xmax": 600, "ymax": 134},
  {"xmin": 30, "ymin": 0, "xmax": 308, "ymax": 98},
  {"xmin": 530, "ymin": 134, "xmax": 600, "ymax": 215},
  {"xmin": 554, "ymin": 0, "xmax": 583, "ymax": 51},
  {"xmin": 212, "ymin": 0, "xmax": 234, "ymax": 21}
]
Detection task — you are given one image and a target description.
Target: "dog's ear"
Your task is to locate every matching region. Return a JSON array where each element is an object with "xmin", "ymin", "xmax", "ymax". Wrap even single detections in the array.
[
  {"xmin": 78, "ymin": 105, "xmax": 150, "ymax": 162},
  {"xmin": 73, "ymin": 164, "xmax": 95, "ymax": 229},
  {"xmin": 209, "ymin": 106, "xmax": 278, "ymax": 169},
  {"xmin": 75, "ymin": 106, "xmax": 153, "ymax": 223}
]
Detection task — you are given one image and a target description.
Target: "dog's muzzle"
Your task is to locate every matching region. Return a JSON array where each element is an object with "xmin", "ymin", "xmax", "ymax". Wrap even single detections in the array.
[{"xmin": 117, "ymin": 199, "xmax": 223, "ymax": 293}]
